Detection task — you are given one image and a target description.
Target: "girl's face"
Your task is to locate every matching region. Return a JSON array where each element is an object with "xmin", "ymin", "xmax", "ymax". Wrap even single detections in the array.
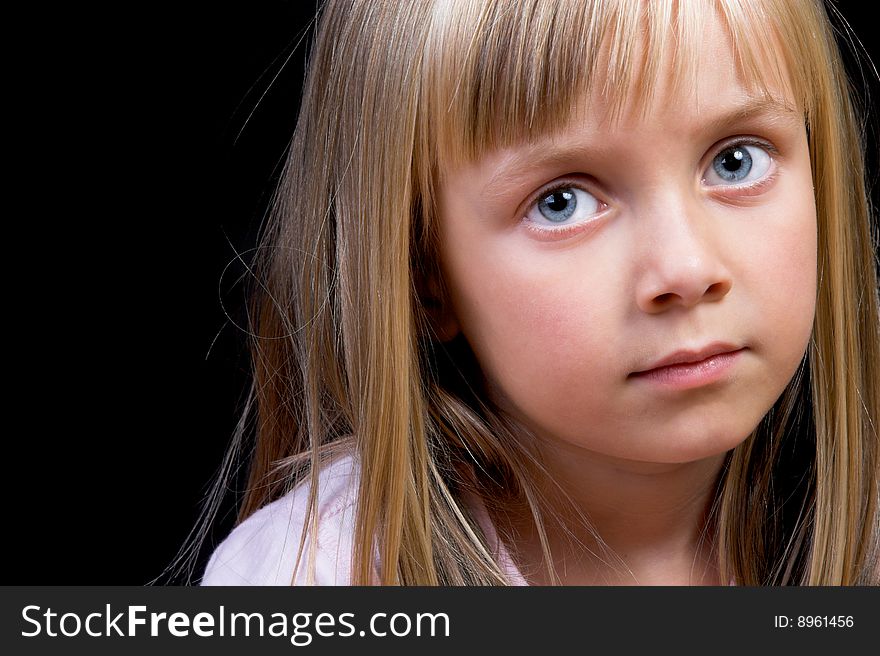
[{"xmin": 436, "ymin": 15, "xmax": 817, "ymax": 465}]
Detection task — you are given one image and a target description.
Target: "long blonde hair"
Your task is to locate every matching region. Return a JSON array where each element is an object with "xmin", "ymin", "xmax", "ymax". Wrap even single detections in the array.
[{"xmin": 223, "ymin": 0, "xmax": 879, "ymax": 585}]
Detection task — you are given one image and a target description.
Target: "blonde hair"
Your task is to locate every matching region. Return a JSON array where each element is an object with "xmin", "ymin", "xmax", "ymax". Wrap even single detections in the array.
[{"xmin": 218, "ymin": 0, "xmax": 879, "ymax": 585}]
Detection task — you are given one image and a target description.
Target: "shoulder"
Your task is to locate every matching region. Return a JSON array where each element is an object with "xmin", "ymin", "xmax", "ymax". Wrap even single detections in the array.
[{"xmin": 200, "ymin": 451, "xmax": 362, "ymax": 585}]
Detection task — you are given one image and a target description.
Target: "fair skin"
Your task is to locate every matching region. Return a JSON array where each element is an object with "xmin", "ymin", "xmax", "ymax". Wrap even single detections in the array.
[{"xmin": 434, "ymin": 15, "xmax": 817, "ymax": 585}]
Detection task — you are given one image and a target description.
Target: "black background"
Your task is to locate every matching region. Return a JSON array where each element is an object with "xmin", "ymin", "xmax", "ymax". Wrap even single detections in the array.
[{"xmin": 10, "ymin": 1, "xmax": 878, "ymax": 584}]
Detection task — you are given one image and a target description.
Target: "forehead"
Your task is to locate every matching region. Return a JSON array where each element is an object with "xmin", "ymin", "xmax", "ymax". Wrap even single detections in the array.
[{"xmin": 422, "ymin": 0, "xmax": 806, "ymax": 171}]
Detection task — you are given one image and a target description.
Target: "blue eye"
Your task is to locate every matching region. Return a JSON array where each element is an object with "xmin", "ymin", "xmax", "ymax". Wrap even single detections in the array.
[
  {"xmin": 704, "ymin": 143, "xmax": 772, "ymax": 186},
  {"xmin": 526, "ymin": 186, "xmax": 601, "ymax": 226}
]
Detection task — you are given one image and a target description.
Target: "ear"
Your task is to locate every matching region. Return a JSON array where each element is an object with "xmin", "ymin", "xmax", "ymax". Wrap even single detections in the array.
[{"xmin": 420, "ymin": 273, "xmax": 461, "ymax": 343}]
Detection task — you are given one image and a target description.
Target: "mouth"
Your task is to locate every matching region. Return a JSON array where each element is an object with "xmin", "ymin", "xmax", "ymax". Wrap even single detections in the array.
[{"xmin": 628, "ymin": 343, "xmax": 746, "ymax": 390}]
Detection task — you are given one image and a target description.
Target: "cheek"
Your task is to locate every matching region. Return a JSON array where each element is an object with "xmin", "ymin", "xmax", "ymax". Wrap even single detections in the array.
[
  {"xmin": 443, "ymin": 245, "xmax": 622, "ymax": 426},
  {"xmin": 740, "ymin": 185, "xmax": 817, "ymax": 363}
]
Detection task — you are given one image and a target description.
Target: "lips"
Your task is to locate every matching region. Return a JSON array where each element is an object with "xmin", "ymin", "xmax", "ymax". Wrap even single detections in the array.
[{"xmin": 630, "ymin": 342, "xmax": 744, "ymax": 377}]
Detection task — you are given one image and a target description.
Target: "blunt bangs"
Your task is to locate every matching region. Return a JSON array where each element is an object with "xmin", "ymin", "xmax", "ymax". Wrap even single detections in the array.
[{"xmin": 419, "ymin": 0, "xmax": 822, "ymax": 171}]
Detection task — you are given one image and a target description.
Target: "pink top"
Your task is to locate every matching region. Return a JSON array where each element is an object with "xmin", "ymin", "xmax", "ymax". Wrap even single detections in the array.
[
  {"xmin": 201, "ymin": 451, "xmax": 730, "ymax": 586},
  {"xmin": 201, "ymin": 451, "xmax": 528, "ymax": 585}
]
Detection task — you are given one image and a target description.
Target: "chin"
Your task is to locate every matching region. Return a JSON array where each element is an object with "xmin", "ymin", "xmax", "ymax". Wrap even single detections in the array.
[{"xmin": 646, "ymin": 420, "xmax": 756, "ymax": 464}]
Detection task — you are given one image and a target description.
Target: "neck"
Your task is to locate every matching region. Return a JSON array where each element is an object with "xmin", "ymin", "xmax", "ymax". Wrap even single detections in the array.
[{"xmin": 502, "ymin": 443, "xmax": 729, "ymax": 585}]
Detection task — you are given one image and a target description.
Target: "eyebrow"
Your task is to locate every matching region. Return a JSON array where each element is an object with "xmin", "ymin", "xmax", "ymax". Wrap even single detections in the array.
[
  {"xmin": 701, "ymin": 96, "xmax": 800, "ymax": 137},
  {"xmin": 481, "ymin": 96, "xmax": 800, "ymax": 197}
]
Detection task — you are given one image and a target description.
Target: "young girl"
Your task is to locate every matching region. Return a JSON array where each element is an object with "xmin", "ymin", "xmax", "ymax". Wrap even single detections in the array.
[{"xmin": 199, "ymin": 0, "xmax": 880, "ymax": 585}]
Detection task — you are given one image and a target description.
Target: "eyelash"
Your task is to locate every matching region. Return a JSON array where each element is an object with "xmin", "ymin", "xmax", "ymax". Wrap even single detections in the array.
[{"xmin": 521, "ymin": 137, "xmax": 780, "ymax": 239}]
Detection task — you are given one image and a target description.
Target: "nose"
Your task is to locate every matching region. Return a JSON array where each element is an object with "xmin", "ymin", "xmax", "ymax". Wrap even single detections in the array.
[{"xmin": 635, "ymin": 199, "xmax": 733, "ymax": 314}]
